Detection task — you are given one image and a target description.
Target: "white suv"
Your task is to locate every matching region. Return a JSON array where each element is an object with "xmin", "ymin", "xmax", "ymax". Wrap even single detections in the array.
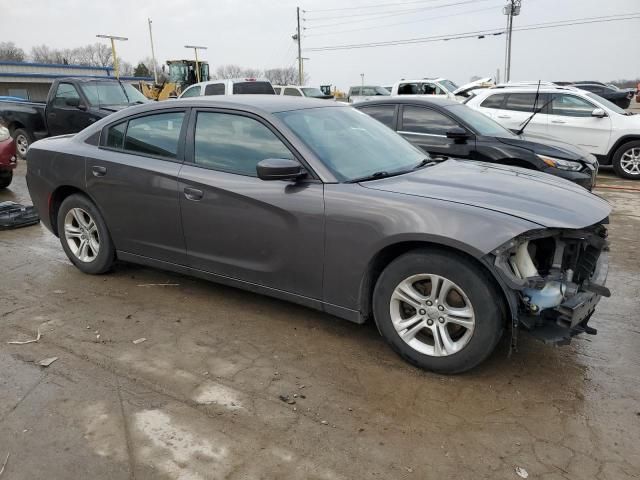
[
  {"xmin": 178, "ymin": 78, "xmax": 275, "ymax": 98},
  {"xmin": 466, "ymin": 85, "xmax": 640, "ymax": 179}
]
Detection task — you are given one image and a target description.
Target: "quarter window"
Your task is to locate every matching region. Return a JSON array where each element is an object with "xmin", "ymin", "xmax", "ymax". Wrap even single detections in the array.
[
  {"xmin": 194, "ymin": 112, "xmax": 294, "ymax": 176},
  {"xmin": 105, "ymin": 122, "xmax": 126, "ymax": 149},
  {"xmin": 52, "ymin": 83, "xmax": 80, "ymax": 108},
  {"xmin": 123, "ymin": 112, "xmax": 185, "ymax": 159},
  {"xmin": 550, "ymin": 94, "xmax": 596, "ymax": 117},
  {"xmin": 204, "ymin": 83, "xmax": 225, "ymax": 95},
  {"xmin": 284, "ymin": 87, "xmax": 302, "ymax": 96},
  {"xmin": 359, "ymin": 105, "xmax": 396, "ymax": 128},
  {"xmin": 401, "ymin": 106, "xmax": 458, "ymax": 135}
]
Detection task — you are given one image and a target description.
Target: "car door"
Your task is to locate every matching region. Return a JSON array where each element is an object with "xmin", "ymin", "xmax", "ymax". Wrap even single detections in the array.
[
  {"xmin": 86, "ymin": 109, "xmax": 188, "ymax": 265},
  {"xmin": 547, "ymin": 93, "xmax": 612, "ymax": 155},
  {"xmin": 178, "ymin": 109, "xmax": 325, "ymax": 299},
  {"xmin": 398, "ymin": 105, "xmax": 475, "ymax": 158},
  {"xmin": 47, "ymin": 82, "xmax": 93, "ymax": 136},
  {"xmin": 495, "ymin": 92, "xmax": 549, "ymax": 135}
]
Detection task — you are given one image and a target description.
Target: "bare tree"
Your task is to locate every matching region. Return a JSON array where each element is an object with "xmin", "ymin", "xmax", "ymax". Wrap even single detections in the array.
[
  {"xmin": 119, "ymin": 61, "xmax": 134, "ymax": 77},
  {"xmin": 0, "ymin": 42, "xmax": 26, "ymax": 61},
  {"xmin": 214, "ymin": 64, "xmax": 245, "ymax": 79},
  {"xmin": 264, "ymin": 66, "xmax": 307, "ymax": 85}
]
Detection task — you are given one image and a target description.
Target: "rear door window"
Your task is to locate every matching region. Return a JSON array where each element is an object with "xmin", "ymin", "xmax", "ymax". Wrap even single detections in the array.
[
  {"xmin": 284, "ymin": 88, "xmax": 302, "ymax": 96},
  {"xmin": 123, "ymin": 112, "xmax": 185, "ymax": 159},
  {"xmin": 204, "ymin": 83, "xmax": 225, "ymax": 95},
  {"xmin": 193, "ymin": 112, "xmax": 294, "ymax": 176},
  {"xmin": 359, "ymin": 105, "xmax": 396, "ymax": 129},
  {"xmin": 181, "ymin": 85, "xmax": 201, "ymax": 98},
  {"xmin": 401, "ymin": 106, "xmax": 458, "ymax": 135},
  {"xmin": 232, "ymin": 82, "xmax": 275, "ymax": 94},
  {"xmin": 480, "ymin": 93, "xmax": 507, "ymax": 109},
  {"xmin": 504, "ymin": 93, "xmax": 548, "ymax": 112}
]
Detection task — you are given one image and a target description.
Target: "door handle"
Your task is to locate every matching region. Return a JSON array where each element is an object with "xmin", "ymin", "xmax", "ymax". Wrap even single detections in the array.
[
  {"xmin": 497, "ymin": 115, "xmax": 511, "ymax": 119},
  {"xmin": 184, "ymin": 187, "xmax": 203, "ymax": 201},
  {"xmin": 91, "ymin": 166, "xmax": 107, "ymax": 177},
  {"xmin": 48, "ymin": 112, "xmax": 57, "ymax": 118},
  {"xmin": 551, "ymin": 120, "xmax": 567, "ymax": 124}
]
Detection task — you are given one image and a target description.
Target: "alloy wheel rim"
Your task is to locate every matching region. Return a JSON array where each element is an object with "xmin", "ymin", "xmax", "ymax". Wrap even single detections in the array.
[
  {"xmin": 389, "ymin": 274, "xmax": 475, "ymax": 357},
  {"xmin": 64, "ymin": 208, "xmax": 100, "ymax": 262},
  {"xmin": 16, "ymin": 135, "xmax": 28, "ymax": 157},
  {"xmin": 620, "ymin": 148, "xmax": 640, "ymax": 175}
]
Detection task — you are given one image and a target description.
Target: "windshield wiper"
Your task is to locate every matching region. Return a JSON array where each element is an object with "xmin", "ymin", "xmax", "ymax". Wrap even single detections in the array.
[
  {"xmin": 414, "ymin": 157, "xmax": 444, "ymax": 169},
  {"xmin": 347, "ymin": 171, "xmax": 392, "ymax": 183}
]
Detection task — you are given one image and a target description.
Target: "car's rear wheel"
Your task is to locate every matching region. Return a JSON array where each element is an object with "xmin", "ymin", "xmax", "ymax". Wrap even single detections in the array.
[
  {"xmin": 12, "ymin": 128, "xmax": 32, "ymax": 160},
  {"xmin": 57, "ymin": 194, "xmax": 115, "ymax": 274},
  {"xmin": 612, "ymin": 141, "xmax": 640, "ymax": 179},
  {"xmin": 0, "ymin": 170, "xmax": 12, "ymax": 189},
  {"xmin": 373, "ymin": 249, "xmax": 504, "ymax": 374}
]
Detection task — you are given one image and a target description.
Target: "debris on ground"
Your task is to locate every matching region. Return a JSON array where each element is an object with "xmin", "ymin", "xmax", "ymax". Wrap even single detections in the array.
[
  {"xmin": 132, "ymin": 337, "xmax": 147, "ymax": 345},
  {"xmin": 7, "ymin": 328, "xmax": 41, "ymax": 345},
  {"xmin": 515, "ymin": 466, "xmax": 529, "ymax": 478},
  {"xmin": 278, "ymin": 394, "xmax": 296, "ymax": 405},
  {"xmin": 53, "ymin": 290, "xmax": 66, "ymax": 294},
  {"xmin": 321, "ymin": 420, "xmax": 328, "ymax": 425},
  {"xmin": 0, "ymin": 452, "xmax": 9, "ymax": 477},
  {"xmin": 38, "ymin": 357, "xmax": 58, "ymax": 367},
  {"xmin": 406, "ymin": 467, "xmax": 413, "ymax": 473},
  {"xmin": 0, "ymin": 201, "xmax": 39, "ymax": 230}
]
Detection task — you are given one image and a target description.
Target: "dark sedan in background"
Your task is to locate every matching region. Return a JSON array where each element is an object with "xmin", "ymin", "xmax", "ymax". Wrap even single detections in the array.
[
  {"xmin": 26, "ymin": 96, "xmax": 610, "ymax": 373},
  {"xmin": 570, "ymin": 82, "xmax": 635, "ymax": 109},
  {"xmin": 355, "ymin": 97, "xmax": 598, "ymax": 189}
]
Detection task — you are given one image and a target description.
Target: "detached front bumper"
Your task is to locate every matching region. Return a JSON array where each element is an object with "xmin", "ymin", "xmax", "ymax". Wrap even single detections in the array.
[{"xmin": 522, "ymin": 251, "xmax": 609, "ymax": 345}]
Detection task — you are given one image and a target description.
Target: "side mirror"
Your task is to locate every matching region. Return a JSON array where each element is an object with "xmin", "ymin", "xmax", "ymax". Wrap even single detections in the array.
[
  {"xmin": 257, "ymin": 158, "xmax": 304, "ymax": 181},
  {"xmin": 591, "ymin": 108, "xmax": 606, "ymax": 118},
  {"xmin": 446, "ymin": 127, "xmax": 469, "ymax": 141},
  {"xmin": 65, "ymin": 97, "xmax": 80, "ymax": 107}
]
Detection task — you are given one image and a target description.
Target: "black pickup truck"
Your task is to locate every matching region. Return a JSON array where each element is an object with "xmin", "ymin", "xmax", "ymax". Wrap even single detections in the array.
[{"xmin": 0, "ymin": 77, "xmax": 148, "ymax": 158}]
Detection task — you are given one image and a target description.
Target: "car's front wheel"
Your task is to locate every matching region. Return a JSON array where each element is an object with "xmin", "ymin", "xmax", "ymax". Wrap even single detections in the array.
[
  {"xmin": 373, "ymin": 249, "xmax": 504, "ymax": 374},
  {"xmin": 57, "ymin": 194, "xmax": 115, "ymax": 274},
  {"xmin": 12, "ymin": 128, "xmax": 32, "ymax": 160},
  {"xmin": 612, "ymin": 141, "xmax": 640, "ymax": 179}
]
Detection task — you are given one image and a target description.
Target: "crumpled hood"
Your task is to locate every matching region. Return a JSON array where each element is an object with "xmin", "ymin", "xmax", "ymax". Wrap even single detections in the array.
[
  {"xmin": 362, "ymin": 159, "xmax": 611, "ymax": 229},
  {"xmin": 497, "ymin": 133, "xmax": 596, "ymax": 165}
]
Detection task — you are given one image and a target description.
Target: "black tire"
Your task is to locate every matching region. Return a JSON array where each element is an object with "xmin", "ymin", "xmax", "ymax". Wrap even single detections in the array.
[
  {"xmin": 612, "ymin": 140, "xmax": 640, "ymax": 180},
  {"xmin": 373, "ymin": 249, "xmax": 504, "ymax": 374},
  {"xmin": 12, "ymin": 128, "xmax": 32, "ymax": 160},
  {"xmin": 0, "ymin": 170, "xmax": 12, "ymax": 189},
  {"xmin": 56, "ymin": 194, "xmax": 115, "ymax": 274}
]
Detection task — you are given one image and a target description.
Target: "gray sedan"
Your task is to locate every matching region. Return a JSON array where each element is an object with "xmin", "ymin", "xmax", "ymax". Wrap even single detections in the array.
[{"xmin": 26, "ymin": 96, "xmax": 611, "ymax": 373}]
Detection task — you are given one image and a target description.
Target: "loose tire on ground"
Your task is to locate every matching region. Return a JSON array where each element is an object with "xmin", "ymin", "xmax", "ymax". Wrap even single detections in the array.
[
  {"xmin": 612, "ymin": 140, "xmax": 640, "ymax": 179},
  {"xmin": 0, "ymin": 170, "xmax": 12, "ymax": 189},
  {"xmin": 56, "ymin": 194, "xmax": 115, "ymax": 274},
  {"xmin": 373, "ymin": 249, "xmax": 504, "ymax": 374}
]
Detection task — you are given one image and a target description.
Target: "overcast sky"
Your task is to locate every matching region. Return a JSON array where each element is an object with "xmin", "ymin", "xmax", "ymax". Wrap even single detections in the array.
[{"xmin": 2, "ymin": 0, "xmax": 638, "ymax": 90}]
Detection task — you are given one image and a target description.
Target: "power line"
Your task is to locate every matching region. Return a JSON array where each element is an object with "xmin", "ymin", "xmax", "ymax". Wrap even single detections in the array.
[
  {"xmin": 303, "ymin": 0, "xmax": 493, "ymax": 25},
  {"xmin": 304, "ymin": 0, "xmax": 449, "ymax": 13},
  {"xmin": 304, "ymin": 3, "xmax": 502, "ymax": 37},
  {"xmin": 306, "ymin": 12, "xmax": 640, "ymax": 51}
]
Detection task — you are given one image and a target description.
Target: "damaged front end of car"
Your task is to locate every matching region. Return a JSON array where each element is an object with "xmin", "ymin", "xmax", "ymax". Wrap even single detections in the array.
[{"xmin": 489, "ymin": 220, "xmax": 610, "ymax": 346}]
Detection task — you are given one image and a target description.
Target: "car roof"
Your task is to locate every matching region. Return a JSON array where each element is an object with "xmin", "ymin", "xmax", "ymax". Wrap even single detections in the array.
[
  {"xmin": 475, "ymin": 85, "xmax": 585, "ymax": 96},
  {"xmin": 189, "ymin": 78, "xmax": 272, "ymax": 87},
  {"xmin": 355, "ymin": 96, "xmax": 458, "ymax": 108},
  {"xmin": 111, "ymin": 95, "xmax": 347, "ymax": 117},
  {"xmin": 394, "ymin": 78, "xmax": 446, "ymax": 84}
]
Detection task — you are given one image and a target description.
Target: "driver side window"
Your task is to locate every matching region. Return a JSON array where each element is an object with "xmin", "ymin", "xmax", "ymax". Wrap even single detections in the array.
[
  {"xmin": 550, "ymin": 94, "xmax": 596, "ymax": 117},
  {"xmin": 52, "ymin": 83, "xmax": 80, "ymax": 108}
]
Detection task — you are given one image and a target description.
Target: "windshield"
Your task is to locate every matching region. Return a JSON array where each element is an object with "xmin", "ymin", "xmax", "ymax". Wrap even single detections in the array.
[
  {"xmin": 301, "ymin": 87, "xmax": 326, "ymax": 98},
  {"xmin": 275, "ymin": 107, "xmax": 426, "ymax": 182},
  {"xmin": 439, "ymin": 79, "xmax": 459, "ymax": 92},
  {"xmin": 446, "ymin": 104, "xmax": 516, "ymax": 138},
  {"xmin": 585, "ymin": 92, "xmax": 627, "ymax": 115},
  {"xmin": 80, "ymin": 82, "xmax": 148, "ymax": 106}
]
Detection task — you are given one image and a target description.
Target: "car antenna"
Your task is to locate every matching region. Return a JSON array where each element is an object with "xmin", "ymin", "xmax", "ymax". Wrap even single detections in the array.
[{"xmin": 516, "ymin": 80, "xmax": 541, "ymax": 135}]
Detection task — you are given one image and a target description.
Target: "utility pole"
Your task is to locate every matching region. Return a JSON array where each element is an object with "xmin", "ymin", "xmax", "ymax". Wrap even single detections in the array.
[
  {"xmin": 502, "ymin": 0, "xmax": 521, "ymax": 83},
  {"xmin": 96, "ymin": 34, "xmax": 128, "ymax": 79},
  {"xmin": 296, "ymin": 7, "xmax": 303, "ymax": 85},
  {"xmin": 185, "ymin": 45, "xmax": 207, "ymax": 83},
  {"xmin": 360, "ymin": 73, "xmax": 364, "ymax": 89},
  {"xmin": 148, "ymin": 18, "xmax": 158, "ymax": 84}
]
